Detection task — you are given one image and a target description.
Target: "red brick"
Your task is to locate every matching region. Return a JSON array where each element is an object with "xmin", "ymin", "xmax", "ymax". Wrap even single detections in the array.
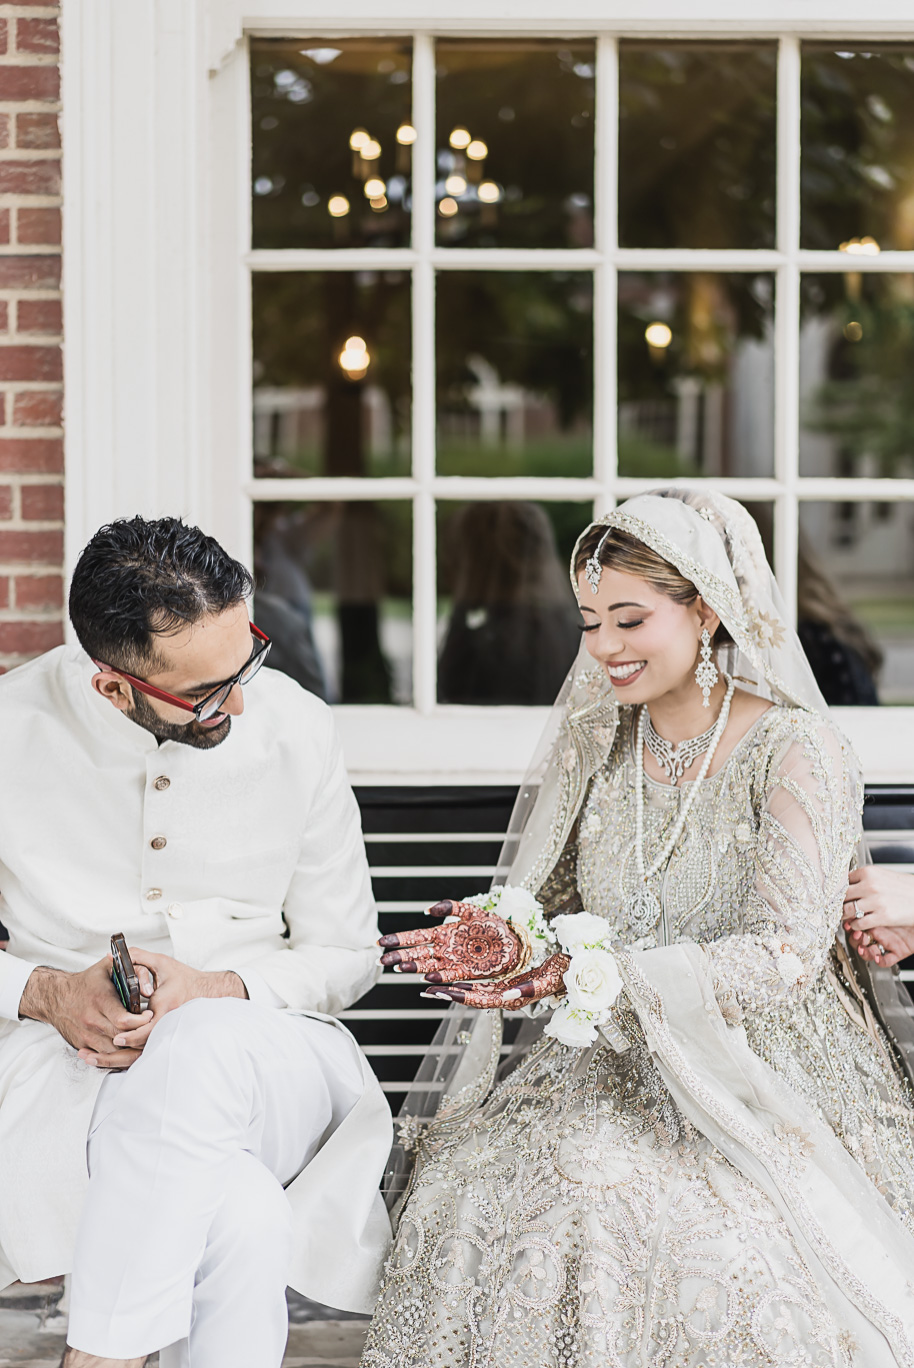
[
  {"xmin": 0, "ymin": 19, "xmax": 7, "ymax": 56},
  {"xmin": 16, "ymin": 300, "xmax": 60, "ymax": 335},
  {"xmin": 0, "ymin": 303, "xmax": 8, "ymax": 332},
  {"xmin": 0, "ymin": 395, "xmax": 5, "ymax": 425},
  {"xmin": 0, "ymin": 114, "xmax": 9, "ymax": 150},
  {"xmin": 0, "ymin": 209, "xmax": 9, "ymax": 246},
  {"xmin": 0, "ymin": 66, "xmax": 59, "ymax": 102},
  {"xmin": 0, "ymin": 486, "xmax": 11, "ymax": 520},
  {"xmin": 0, "ymin": 528, "xmax": 62, "ymax": 564},
  {"xmin": 20, "ymin": 483, "xmax": 62, "ymax": 521},
  {"xmin": 12, "ymin": 389, "xmax": 61, "ymax": 426},
  {"xmin": 0, "ymin": 437, "xmax": 63, "ymax": 472},
  {"xmin": 0, "ymin": 347, "xmax": 62, "ymax": 383},
  {"xmin": 0, "ymin": 577, "xmax": 8, "ymax": 610},
  {"xmin": 17, "ymin": 207, "xmax": 59, "ymax": 245},
  {"xmin": 14, "ymin": 572, "xmax": 62, "ymax": 609},
  {"xmin": 0, "ymin": 621, "xmax": 64, "ymax": 655},
  {"xmin": 16, "ymin": 112, "xmax": 59, "ymax": 150},
  {"xmin": 16, "ymin": 18, "xmax": 59, "ymax": 55},
  {"xmin": 0, "ymin": 160, "xmax": 60, "ymax": 196},
  {"xmin": 0, "ymin": 256, "xmax": 59, "ymax": 290}
]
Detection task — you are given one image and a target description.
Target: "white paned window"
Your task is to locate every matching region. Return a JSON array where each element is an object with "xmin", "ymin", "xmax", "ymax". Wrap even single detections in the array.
[{"xmin": 245, "ymin": 34, "xmax": 914, "ymax": 784}]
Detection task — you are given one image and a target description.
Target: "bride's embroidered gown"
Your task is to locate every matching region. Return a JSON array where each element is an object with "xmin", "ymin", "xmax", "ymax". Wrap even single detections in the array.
[{"xmin": 361, "ymin": 705, "xmax": 914, "ymax": 1368}]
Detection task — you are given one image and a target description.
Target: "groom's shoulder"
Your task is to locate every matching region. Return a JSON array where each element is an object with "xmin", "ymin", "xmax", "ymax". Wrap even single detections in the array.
[
  {"xmin": 0, "ymin": 644, "xmax": 69, "ymax": 719},
  {"xmin": 247, "ymin": 665, "xmax": 335, "ymax": 749}
]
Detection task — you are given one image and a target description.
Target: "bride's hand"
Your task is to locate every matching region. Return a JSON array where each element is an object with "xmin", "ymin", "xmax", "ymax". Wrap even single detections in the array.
[
  {"xmin": 842, "ymin": 866, "xmax": 914, "ymax": 935},
  {"xmin": 849, "ymin": 923, "xmax": 914, "ymax": 968},
  {"xmin": 378, "ymin": 899, "xmax": 523, "ymax": 983},
  {"xmin": 421, "ymin": 952, "xmax": 570, "ymax": 1011}
]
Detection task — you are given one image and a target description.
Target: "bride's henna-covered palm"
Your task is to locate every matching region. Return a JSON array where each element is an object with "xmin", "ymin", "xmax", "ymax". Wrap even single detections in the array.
[
  {"xmin": 422, "ymin": 952, "xmax": 570, "ymax": 1011},
  {"xmin": 378, "ymin": 899, "xmax": 523, "ymax": 983}
]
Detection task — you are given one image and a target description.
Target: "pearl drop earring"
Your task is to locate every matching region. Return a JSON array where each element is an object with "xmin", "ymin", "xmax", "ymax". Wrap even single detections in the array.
[{"xmin": 695, "ymin": 628, "xmax": 719, "ymax": 708}]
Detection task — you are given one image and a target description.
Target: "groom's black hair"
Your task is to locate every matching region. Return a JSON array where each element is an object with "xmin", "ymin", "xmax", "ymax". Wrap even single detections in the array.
[{"xmin": 69, "ymin": 515, "xmax": 254, "ymax": 672}]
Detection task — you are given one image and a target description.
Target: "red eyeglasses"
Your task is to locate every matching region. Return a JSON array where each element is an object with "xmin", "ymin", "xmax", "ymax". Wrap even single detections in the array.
[{"xmin": 93, "ymin": 623, "xmax": 272, "ymax": 722}]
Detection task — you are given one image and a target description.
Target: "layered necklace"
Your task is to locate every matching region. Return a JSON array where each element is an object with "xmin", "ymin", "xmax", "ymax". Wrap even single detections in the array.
[{"xmin": 629, "ymin": 674, "xmax": 735, "ymax": 938}]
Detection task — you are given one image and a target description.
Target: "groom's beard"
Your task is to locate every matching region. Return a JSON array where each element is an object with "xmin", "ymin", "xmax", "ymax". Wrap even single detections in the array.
[{"xmin": 127, "ymin": 689, "xmax": 232, "ymax": 749}]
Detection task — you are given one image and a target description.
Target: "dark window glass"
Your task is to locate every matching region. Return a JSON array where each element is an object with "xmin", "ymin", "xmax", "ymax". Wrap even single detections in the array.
[
  {"xmin": 253, "ymin": 272, "xmax": 411, "ymax": 479},
  {"xmin": 436, "ymin": 272, "xmax": 593, "ymax": 477},
  {"xmin": 251, "ymin": 39, "xmax": 412, "ymax": 250},
  {"xmin": 801, "ymin": 45, "xmax": 914, "ymax": 251},
  {"xmin": 619, "ymin": 42, "xmax": 777, "ymax": 249},
  {"xmin": 618, "ymin": 273, "xmax": 775, "ymax": 479},
  {"xmin": 436, "ymin": 500, "xmax": 587, "ymax": 704},
  {"xmin": 800, "ymin": 274, "xmax": 914, "ymax": 479},
  {"xmin": 434, "ymin": 41, "xmax": 595, "ymax": 248},
  {"xmin": 254, "ymin": 500, "xmax": 413, "ymax": 704},
  {"xmin": 800, "ymin": 501, "xmax": 912, "ymax": 704}
]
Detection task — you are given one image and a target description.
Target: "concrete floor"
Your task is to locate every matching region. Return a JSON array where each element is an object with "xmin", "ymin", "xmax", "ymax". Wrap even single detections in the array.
[{"xmin": 0, "ymin": 1284, "xmax": 370, "ymax": 1367}]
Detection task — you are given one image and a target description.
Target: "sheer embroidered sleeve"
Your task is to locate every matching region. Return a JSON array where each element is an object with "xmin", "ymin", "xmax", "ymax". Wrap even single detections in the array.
[
  {"xmin": 538, "ymin": 823, "xmax": 584, "ymax": 922},
  {"xmin": 703, "ymin": 711, "xmax": 861, "ymax": 1016}
]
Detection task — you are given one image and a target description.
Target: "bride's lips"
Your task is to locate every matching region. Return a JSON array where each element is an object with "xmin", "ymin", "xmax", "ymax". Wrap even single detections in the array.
[{"xmin": 605, "ymin": 662, "xmax": 646, "ymax": 687}]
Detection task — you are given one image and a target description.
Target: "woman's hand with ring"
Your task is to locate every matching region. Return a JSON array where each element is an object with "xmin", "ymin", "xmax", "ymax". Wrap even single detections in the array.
[
  {"xmin": 378, "ymin": 899, "xmax": 523, "ymax": 983},
  {"xmin": 852, "ymin": 925, "xmax": 914, "ymax": 968},
  {"xmin": 842, "ymin": 866, "xmax": 914, "ymax": 935}
]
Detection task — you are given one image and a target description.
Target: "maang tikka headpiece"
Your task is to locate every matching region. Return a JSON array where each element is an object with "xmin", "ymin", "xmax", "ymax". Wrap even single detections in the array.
[{"xmin": 584, "ymin": 526, "xmax": 612, "ymax": 594}]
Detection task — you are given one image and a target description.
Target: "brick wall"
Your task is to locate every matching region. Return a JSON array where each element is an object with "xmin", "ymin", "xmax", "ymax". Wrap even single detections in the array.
[{"xmin": 0, "ymin": 3, "xmax": 63, "ymax": 675}]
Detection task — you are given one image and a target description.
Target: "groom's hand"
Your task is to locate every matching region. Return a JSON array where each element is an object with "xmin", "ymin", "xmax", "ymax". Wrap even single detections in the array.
[
  {"xmin": 378, "ymin": 899, "xmax": 522, "ymax": 983},
  {"xmin": 93, "ymin": 949, "xmax": 248, "ymax": 1059},
  {"xmin": 19, "ymin": 956, "xmax": 154, "ymax": 1068}
]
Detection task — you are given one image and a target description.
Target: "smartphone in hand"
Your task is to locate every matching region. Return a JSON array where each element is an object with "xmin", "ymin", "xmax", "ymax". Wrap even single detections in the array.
[{"xmin": 110, "ymin": 933, "xmax": 141, "ymax": 1014}]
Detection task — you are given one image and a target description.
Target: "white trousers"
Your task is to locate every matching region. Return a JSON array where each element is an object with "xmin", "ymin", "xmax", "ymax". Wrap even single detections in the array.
[{"xmin": 65, "ymin": 998, "xmax": 363, "ymax": 1366}]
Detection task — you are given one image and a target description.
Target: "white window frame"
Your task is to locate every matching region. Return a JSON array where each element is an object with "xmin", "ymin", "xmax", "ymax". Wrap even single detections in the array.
[{"xmin": 61, "ymin": 1, "xmax": 914, "ymax": 784}]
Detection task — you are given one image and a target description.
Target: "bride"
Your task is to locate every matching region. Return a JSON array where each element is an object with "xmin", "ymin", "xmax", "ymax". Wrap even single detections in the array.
[{"xmin": 362, "ymin": 489, "xmax": 914, "ymax": 1368}]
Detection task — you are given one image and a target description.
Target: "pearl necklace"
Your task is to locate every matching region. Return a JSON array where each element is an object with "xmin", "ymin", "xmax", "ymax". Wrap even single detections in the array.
[{"xmin": 628, "ymin": 675, "xmax": 735, "ymax": 937}]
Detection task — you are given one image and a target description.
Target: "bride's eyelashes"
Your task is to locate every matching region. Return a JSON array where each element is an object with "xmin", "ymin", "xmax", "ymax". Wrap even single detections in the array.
[{"xmin": 578, "ymin": 620, "xmax": 644, "ymax": 633}]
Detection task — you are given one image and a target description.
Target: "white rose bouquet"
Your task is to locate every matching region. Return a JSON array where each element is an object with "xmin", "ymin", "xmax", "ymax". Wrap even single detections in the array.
[
  {"xmin": 543, "ymin": 912, "xmax": 623, "ymax": 1048},
  {"xmin": 464, "ymin": 884, "xmax": 557, "ymax": 970}
]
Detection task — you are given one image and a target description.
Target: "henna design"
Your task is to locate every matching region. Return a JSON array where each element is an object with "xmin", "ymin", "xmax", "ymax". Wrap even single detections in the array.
[
  {"xmin": 423, "ymin": 953, "xmax": 571, "ymax": 1011},
  {"xmin": 378, "ymin": 899, "xmax": 522, "ymax": 983}
]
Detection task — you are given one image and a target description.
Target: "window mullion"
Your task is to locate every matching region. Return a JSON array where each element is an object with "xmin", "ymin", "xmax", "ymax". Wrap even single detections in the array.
[
  {"xmin": 774, "ymin": 35, "xmax": 801, "ymax": 625},
  {"xmin": 411, "ymin": 31, "xmax": 437, "ymax": 713},
  {"xmin": 593, "ymin": 33, "xmax": 618, "ymax": 518}
]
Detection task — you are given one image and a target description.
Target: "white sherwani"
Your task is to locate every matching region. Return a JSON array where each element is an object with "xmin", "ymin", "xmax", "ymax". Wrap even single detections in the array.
[{"xmin": 0, "ymin": 644, "xmax": 392, "ymax": 1312}]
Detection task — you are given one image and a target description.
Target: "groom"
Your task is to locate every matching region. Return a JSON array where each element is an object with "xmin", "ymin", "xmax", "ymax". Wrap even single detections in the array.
[{"xmin": 0, "ymin": 516, "xmax": 392, "ymax": 1367}]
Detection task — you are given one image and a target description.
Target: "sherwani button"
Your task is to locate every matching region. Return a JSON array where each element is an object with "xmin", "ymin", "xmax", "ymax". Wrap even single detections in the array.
[
  {"xmin": 167, "ymin": 902, "xmax": 184, "ymax": 919},
  {"xmin": 145, "ymin": 888, "xmax": 163, "ymax": 901},
  {"xmin": 154, "ymin": 776, "xmax": 171, "ymax": 791},
  {"xmin": 150, "ymin": 836, "xmax": 167, "ymax": 851}
]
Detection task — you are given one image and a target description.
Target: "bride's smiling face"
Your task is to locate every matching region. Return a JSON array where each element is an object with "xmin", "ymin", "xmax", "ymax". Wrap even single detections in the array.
[{"xmin": 575, "ymin": 565, "xmax": 719, "ymax": 705}]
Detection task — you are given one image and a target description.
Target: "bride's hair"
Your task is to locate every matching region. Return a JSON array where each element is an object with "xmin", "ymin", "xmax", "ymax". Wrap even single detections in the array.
[{"xmin": 573, "ymin": 525, "xmax": 734, "ymax": 645}]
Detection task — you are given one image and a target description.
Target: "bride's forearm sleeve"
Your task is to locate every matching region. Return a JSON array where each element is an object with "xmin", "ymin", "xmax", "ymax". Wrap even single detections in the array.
[{"xmin": 703, "ymin": 715, "xmax": 861, "ymax": 1016}]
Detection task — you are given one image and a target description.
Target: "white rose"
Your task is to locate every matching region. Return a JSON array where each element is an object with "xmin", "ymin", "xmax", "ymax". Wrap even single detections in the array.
[
  {"xmin": 553, "ymin": 912, "xmax": 611, "ymax": 955},
  {"xmin": 495, "ymin": 885, "xmax": 542, "ymax": 927},
  {"xmin": 563, "ymin": 948, "xmax": 623, "ymax": 1015},
  {"xmin": 543, "ymin": 1002, "xmax": 598, "ymax": 1048}
]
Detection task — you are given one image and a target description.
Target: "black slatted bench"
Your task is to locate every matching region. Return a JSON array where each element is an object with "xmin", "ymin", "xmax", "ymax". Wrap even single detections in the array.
[{"xmin": 0, "ymin": 784, "xmax": 911, "ymax": 1112}]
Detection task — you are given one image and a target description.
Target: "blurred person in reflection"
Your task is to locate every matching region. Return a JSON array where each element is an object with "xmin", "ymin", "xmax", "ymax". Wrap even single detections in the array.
[
  {"xmin": 755, "ymin": 507, "xmax": 881, "ymax": 705},
  {"xmin": 252, "ymin": 466, "xmax": 328, "ymax": 700},
  {"xmin": 0, "ymin": 517, "xmax": 391, "ymax": 1368},
  {"xmin": 438, "ymin": 501, "xmax": 581, "ymax": 705}
]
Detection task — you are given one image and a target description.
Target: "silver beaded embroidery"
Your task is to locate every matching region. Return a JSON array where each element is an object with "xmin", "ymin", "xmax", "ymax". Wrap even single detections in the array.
[{"xmin": 362, "ymin": 705, "xmax": 914, "ymax": 1368}]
